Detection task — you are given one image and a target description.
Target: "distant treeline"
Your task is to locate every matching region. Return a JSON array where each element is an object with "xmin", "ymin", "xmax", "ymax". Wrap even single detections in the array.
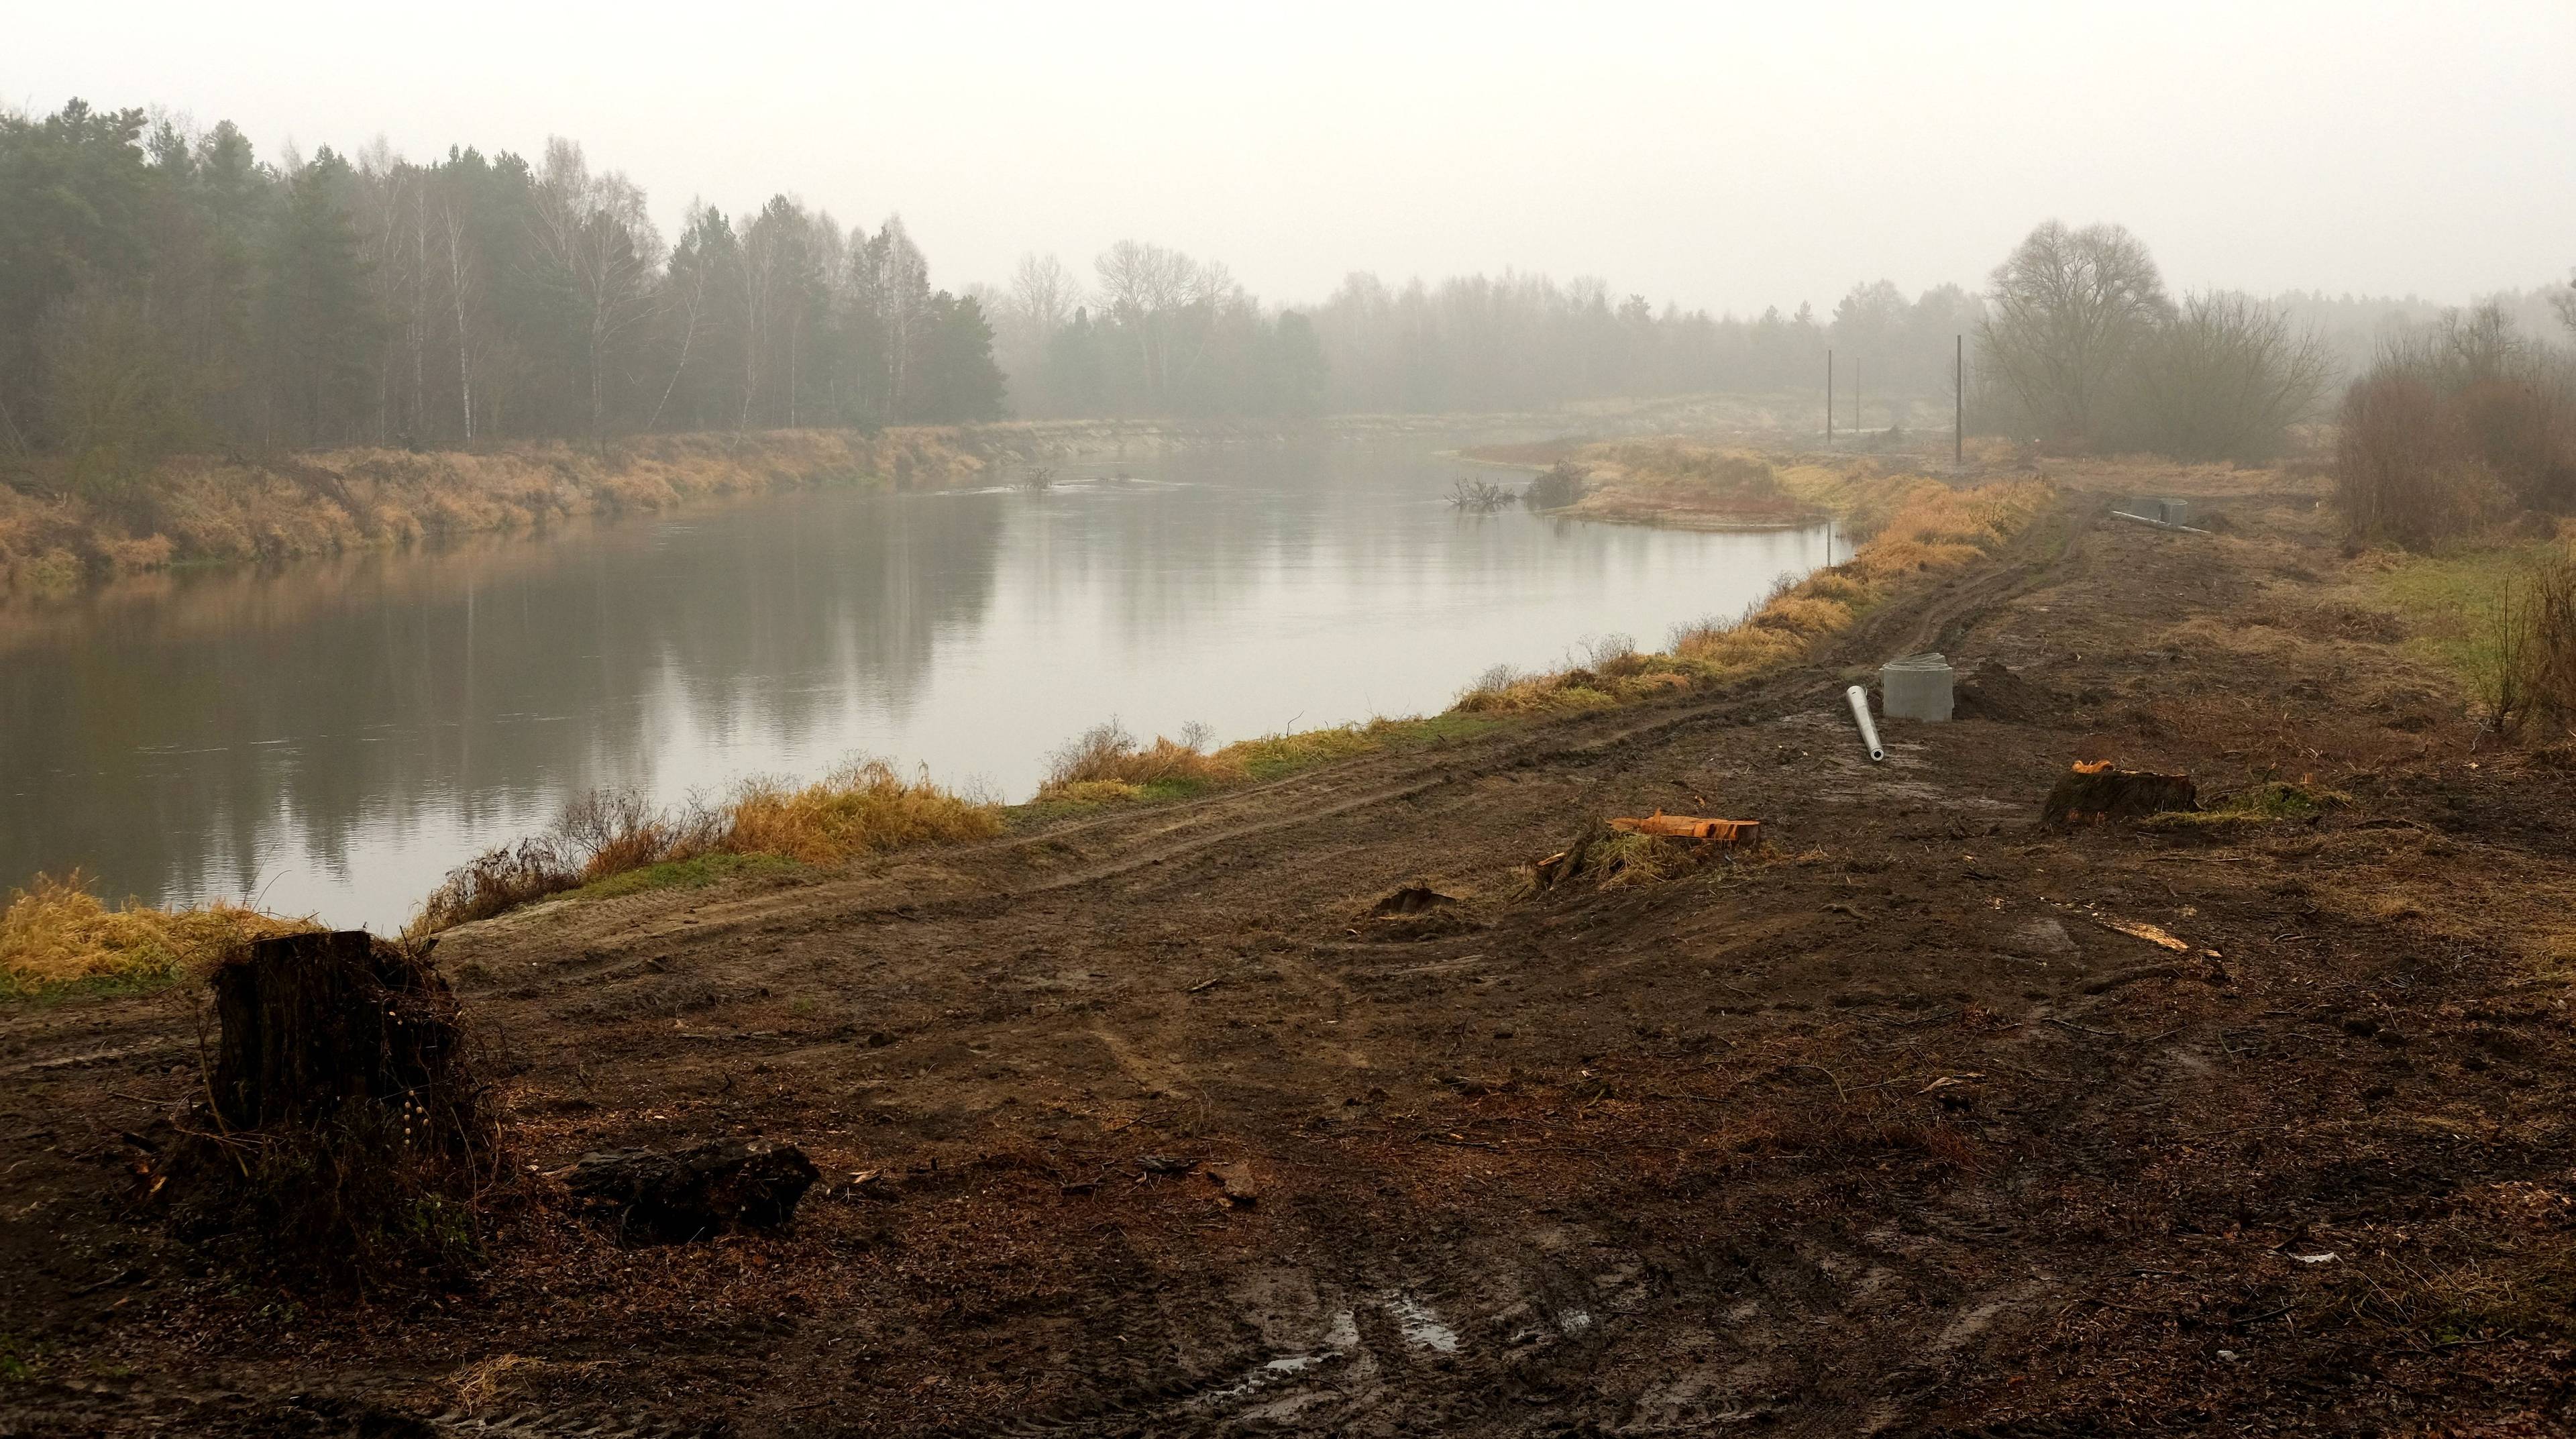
[
  {"xmin": 0, "ymin": 101, "xmax": 1008, "ymax": 499},
  {"xmin": 982, "ymin": 258, "xmax": 1982, "ymax": 419}
]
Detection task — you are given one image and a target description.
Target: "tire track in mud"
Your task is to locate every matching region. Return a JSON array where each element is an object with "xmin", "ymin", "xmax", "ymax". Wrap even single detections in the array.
[{"xmin": 953, "ymin": 1208, "xmax": 2044, "ymax": 1438}]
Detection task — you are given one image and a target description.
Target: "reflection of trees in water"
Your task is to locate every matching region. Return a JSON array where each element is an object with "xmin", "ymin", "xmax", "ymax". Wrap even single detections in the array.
[
  {"xmin": 0, "ymin": 488, "xmax": 1011, "ymax": 906},
  {"xmin": 1, "ymin": 437, "xmax": 1835, "ymax": 914}
]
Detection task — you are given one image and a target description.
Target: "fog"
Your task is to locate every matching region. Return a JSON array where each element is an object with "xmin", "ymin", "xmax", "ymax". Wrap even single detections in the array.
[{"xmin": 11, "ymin": 0, "xmax": 2572, "ymax": 313}]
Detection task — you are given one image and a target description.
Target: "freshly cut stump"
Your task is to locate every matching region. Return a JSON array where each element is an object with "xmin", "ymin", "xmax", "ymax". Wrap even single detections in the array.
[{"xmin": 2041, "ymin": 761, "xmax": 2198, "ymax": 826}]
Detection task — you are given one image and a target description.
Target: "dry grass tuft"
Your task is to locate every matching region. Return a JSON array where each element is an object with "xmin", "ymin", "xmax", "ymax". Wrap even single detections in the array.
[
  {"xmin": 722, "ymin": 759, "xmax": 1002, "ymax": 864},
  {"xmin": 453, "ymin": 1355, "xmax": 542, "ymax": 1415},
  {"xmin": 411, "ymin": 757, "xmax": 999, "ymax": 935},
  {"xmin": 0, "ymin": 871, "xmax": 320, "ymax": 998},
  {"xmin": 1040, "ymin": 721, "xmax": 1246, "ymax": 797}
]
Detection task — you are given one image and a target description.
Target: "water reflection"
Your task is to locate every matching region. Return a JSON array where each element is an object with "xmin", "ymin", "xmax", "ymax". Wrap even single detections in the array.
[{"xmin": 0, "ymin": 438, "xmax": 1830, "ymax": 927}]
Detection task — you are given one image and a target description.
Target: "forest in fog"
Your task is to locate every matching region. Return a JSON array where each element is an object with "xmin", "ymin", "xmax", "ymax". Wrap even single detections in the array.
[{"xmin": 5, "ymin": 97, "xmax": 2571, "ymax": 498}]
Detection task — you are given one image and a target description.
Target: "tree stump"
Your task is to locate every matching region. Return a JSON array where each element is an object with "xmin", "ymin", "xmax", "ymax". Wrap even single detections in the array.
[
  {"xmin": 2041, "ymin": 761, "xmax": 2198, "ymax": 826},
  {"xmin": 163, "ymin": 929, "xmax": 496, "ymax": 1284},
  {"xmin": 210, "ymin": 930, "xmax": 472, "ymax": 1136}
]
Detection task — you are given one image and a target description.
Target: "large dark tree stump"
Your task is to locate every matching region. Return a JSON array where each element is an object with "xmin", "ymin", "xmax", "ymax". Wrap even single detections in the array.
[
  {"xmin": 211, "ymin": 930, "xmax": 470, "ymax": 1135},
  {"xmin": 170, "ymin": 930, "xmax": 496, "ymax": 1284}
]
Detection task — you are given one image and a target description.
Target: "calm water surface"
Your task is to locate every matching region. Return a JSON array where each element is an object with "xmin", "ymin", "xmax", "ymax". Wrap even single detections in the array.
[{"xmin": 1, "ymin": 437, "xmax": 1831, "ymax": 927}]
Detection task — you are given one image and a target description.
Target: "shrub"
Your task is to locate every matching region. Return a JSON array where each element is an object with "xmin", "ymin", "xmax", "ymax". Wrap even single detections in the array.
[
  {"xmin": 2488, "ymin": 545, "xmax": 2576, "ymax": 738},
  {"xmin": 410, "ymin": 837, "xmax": 586, "ymax": 935},
  {"xmin": 1522, "ymin": 461, "xmax": 1586, "ymax": 510},
  {"xmin": 1040, "ymin": 720, "xmax": 1244, "ymax": 796},
  {"xmin": 2333, "ymin": 309, "xmax": 2576, "ymax": 545},
  {"xmin": 2125, "ymin": 292, "xmax": 2332, "ymax": 464}
]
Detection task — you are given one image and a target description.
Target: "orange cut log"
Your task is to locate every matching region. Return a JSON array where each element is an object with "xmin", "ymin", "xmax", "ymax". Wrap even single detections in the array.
[{"xmin": 1609, "ymin": 811, "xmax": 1761, "ymax": 843}]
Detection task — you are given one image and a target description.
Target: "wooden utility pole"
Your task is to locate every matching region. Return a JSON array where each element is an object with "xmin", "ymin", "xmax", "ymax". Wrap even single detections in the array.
[
  {"xmin": 1953, "ymin": 334, "xmax": 1964, "ymax": 467},
  {"xmin": 1826, "ymin": 350, "xmax": 1834, "ymax": 445}
]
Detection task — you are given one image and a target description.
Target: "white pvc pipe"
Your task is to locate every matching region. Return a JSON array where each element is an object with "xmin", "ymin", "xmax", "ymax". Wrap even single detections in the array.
[{"xmin": 1846, "ymin": 684, "xmax": 1886, "ymax": 762}]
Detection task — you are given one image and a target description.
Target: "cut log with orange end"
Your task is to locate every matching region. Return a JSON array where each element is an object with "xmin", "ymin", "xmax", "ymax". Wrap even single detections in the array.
[{"xmin": 1609, "ymin": 810, "xmax": 1761, "ymax": 843}]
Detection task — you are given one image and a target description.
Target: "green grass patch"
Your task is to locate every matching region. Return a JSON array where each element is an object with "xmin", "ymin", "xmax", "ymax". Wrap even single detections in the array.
[
  {"xmin": 2367, "ymin": 543, "xmax": 2555, "ymax": 692},
  {"xmin": 2144, "ymin": 781, "xmax": 2353, "ymax": 832},
  {"xmin": 1364, "ymin": 713, "xmax": 1510, "ymax": 749},
  {"xmin": 1, "ymin": 964, "xmax": 193, "ymax": 1008},
  {"xmin": 1004, "ymin": 797, "xmax": 1113, "ymax": 827},
  {"xmin": 566, "ymin": 851, "xmax": 805, "ymax": 903},
  {"xmin": 1225, "ymin": 727, "xmax": 1382, "ymax": 780}
]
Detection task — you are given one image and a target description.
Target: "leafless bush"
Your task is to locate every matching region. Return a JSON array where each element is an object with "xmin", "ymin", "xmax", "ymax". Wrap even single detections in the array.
[
  {"xmin": 2127, "ymin": 292, "xmax": 2334, "ymax": 463},
  {"xmin": 1040, "ymin": 718, "xmax": 1238, "ymax": 794},
  {"xmin": 555, "ymin": 788, "xmax": 722, "ymax": 877},
  {"xmin": 1457, "ymin": 663, "xmax": 1521, "ymax": 704},
  {"xmin": 2334, "ymin": 307, "xmax": 2576, "ymax": 543},
  {"xmin": 1578, "ymin": 633, "xmax": 1636, "ymax": 668},
  {"xmin": 412, "ymin": 836, "xmax": 583, "ymax": 934},
  {"xmin": 2334, "ymin": 373, "xmax": 2508, "ymax": 546},
  {"xmin": 2489, "ymin": 546, "xmax": 2576, "ymax": 738},
  {"xmin": 1448, "ymin": 476, "xmax": 1513, "ymax": 512}
]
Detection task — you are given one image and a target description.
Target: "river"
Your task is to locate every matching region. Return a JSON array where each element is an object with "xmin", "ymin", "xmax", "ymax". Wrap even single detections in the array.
[{"xmin": 0, "ymin": 436, "xmax": 1831, "ymax": 928}]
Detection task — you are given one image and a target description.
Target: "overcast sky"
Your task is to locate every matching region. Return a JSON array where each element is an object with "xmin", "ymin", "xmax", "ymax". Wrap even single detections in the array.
[{"xmin": 12, "ymin": 1, "xmax": 2573, "ymax": 315}]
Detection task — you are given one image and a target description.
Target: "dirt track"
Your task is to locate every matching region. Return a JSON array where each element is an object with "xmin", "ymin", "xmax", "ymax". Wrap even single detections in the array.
[{"xmin": 6, "ymin": 469, "xmax": 2573, "ymax": 1436}]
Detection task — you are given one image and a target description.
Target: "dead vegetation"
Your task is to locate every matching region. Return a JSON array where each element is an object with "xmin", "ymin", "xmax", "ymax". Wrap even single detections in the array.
[
  {"xmin": 1038, "ymin": 720, "xmax": 1247, "ymax": 803},
  {"xmin": 0, "ymin": 869, "xmax": 320, "ymax": 998},
  {"xmin": 2489, "ymin": 543, "xmax": 2576, "ymax": 738},
  {"xmin": 1529, "ymin": 442, "xmax": 1818, "ymax": 528},
  {"xmin": 1520, "ymin": 460, "xmax": 1587, "ymax": 510},
  {"xmin": 411, "ymin": 758, "xmax": 1000, "ymax": 935},
  {"xmin": 1458, "ymin": 466, "xmax": 2053, "ymax": 714},
  {"xmin": 2333, "ymin": 306, "xmax": 2576, "ymax": 547}
]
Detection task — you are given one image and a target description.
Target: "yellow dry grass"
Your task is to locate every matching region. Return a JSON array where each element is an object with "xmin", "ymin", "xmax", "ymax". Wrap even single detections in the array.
[
  {"xmin": 1036, "ymin": 721, "xmax": 1248, "ymax": 800},
  {"xmin": 720, "ymin": 759, "xmax": 1002, "ymax": 865},
  {"xmin": 1550, "ymin": 441, "xmax": 1819, "ymax": 527},
  {"xmin": 1456, "ymin": 462, "xmax": 2054, "ymax": 716},
  {"xmin": 0, "ymin": 871, "xmax": 321, "ymax": 998},
  {"xmin": 410, "ymin": 757, "xmax": 1003, "ymax": 934}
]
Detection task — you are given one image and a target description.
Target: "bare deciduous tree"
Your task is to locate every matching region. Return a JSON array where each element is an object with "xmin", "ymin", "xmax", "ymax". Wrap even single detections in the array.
[
  {"xmin": 1977, "ymin": 219, "xmax": 2173, "ymax": 449},
  {"xmin": 2129, "ymin": 292, "xmax": 2333, "ymax": 463}
]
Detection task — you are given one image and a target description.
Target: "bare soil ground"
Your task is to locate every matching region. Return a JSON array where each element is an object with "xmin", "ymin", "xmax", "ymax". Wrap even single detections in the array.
[{"xmin": 5, "ymin": 465, "xmax": 2573, "ymax": 1436}]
